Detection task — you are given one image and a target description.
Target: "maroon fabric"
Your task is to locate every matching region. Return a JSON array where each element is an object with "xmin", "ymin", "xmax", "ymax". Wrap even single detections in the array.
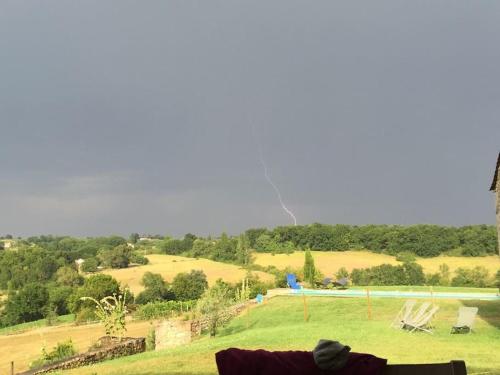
[{"xmin": 215, "ymin": 348, "xmax": 387, "ymax": 375}]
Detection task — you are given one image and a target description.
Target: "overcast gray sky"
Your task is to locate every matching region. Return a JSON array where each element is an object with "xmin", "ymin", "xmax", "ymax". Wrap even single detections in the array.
[{"xmin": 1, "ymin": 1, "xmax": 499, "ymax": 237}]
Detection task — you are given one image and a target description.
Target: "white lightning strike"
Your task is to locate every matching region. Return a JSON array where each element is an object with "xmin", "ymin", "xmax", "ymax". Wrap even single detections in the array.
[{"xmin": 252, "ymin": 123, "xmax": 298, "ymax": 226}]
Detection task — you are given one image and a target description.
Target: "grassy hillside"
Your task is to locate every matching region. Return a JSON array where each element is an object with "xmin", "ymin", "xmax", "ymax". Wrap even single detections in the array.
[
  {"xmin": 0, "ymin": 319, "xmax": 153, "ymax": 374},
  {"xmin": 103, "ymin": 254, "xmax": 273, "ymax": 294},
  {"xmin": 61, "ymin": 296, "xmax": 500, "ymax": 375},
  {"xmin": 0, "ymin": 314, "xmax": 74, "ymax": 335},
  {"xmin": 254, "ymin": 251, "xmax": 500, "ymax": 276}
]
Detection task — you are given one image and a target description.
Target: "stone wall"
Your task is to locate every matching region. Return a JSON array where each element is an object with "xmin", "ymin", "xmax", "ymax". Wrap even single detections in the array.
[
  {"xmin": 155, "ymin": 319, "xmax": 193, "ymax": 350},
  {"xmin": 18, "ymin": 337, "xmax": 145, "ymax": 375},
  {"xmin": 155, "ymin": 301, "xmax": 254, "ymax": 350}
]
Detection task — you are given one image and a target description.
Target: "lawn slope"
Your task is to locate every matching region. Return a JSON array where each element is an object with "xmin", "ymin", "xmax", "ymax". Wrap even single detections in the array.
[{"xmin": 62, "ymin": 296, "xmax": 500, "ymax": 375}]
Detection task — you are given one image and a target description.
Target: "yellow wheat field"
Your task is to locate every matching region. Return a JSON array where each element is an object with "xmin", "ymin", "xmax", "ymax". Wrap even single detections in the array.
[
  {"xmin": 103, "ymin": 254, "xmax": 273, "ymax": 294},
  {"xmin": 254, "ymin": 251, "xmax": 500, "ymax": 277}
]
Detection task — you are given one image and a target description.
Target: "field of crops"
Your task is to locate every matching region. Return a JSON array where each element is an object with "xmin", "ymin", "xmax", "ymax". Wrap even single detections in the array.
[
  {"xmin": 254, "ymin": 251, "xmax": 500, "ymax": 276},
  {"xmin": 103, "ymin": 254, "xmax": 273, "ymax": 294}
]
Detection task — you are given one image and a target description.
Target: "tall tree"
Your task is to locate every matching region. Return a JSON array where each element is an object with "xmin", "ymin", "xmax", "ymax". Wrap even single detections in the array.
[
  {"xmin": 303, "ymin": 249, "xmax": 316, "ymax": 286},
  {"xmin": 236, "ymin": 234, "xmax": 253, "ymax": 266}
]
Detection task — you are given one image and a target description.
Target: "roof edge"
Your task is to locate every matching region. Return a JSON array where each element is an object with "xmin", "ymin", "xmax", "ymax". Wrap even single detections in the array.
[{"xmin": 490, "ymin": 152, "xmax": 500, "ymax": 191}]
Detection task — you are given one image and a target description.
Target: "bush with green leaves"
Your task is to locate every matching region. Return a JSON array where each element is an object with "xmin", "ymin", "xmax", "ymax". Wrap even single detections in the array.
[
  {"xmin": 350, "ymin": 262, "xmax": 425, "ymax": 286},
  {"xmin": 30, "ymin": 340, "xmax": 77, "ymax": 369},
  {"xmin": 196, "ymin": 283, "xmax": 232, "ymax": 336},
  {"xmin": 134, "ymin": 300, "xmax": 196, "ymax": 320},
  {"xmin": 129, "ymin": 252, "xmax": 149, "ymax": 265},
  {"xmin": 135, "ymin": 272, "xmax": 174, "ymax": 305},
  {"xmin": 171, "ymin": 270, "xmax": 208, "ymax": 301},
  {"xmin": 97, "ymin": 245, "xmax": 132, "ymax": 269},
  {"xmin": 0, "ymin": 283, "xmax": 49, "ymax": 327},
  {"xmin": 451, "ymin": 266, "xmax": 491, "ymax": 287},
  {"xmin": 68, "ymin": 274, "xmax": 122, "ymax": 317},
  {"xmin": 396, "ymin": 251, "xmax": 416, "ymax": 263},
  {"xmin": 81, "ymin": 257, "xmax": 99, "ymax": 273}
]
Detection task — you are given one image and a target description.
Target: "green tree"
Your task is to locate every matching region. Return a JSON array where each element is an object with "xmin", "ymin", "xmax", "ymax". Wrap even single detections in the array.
[
  {"xmin": 171, "ymin": 270, "xmax": 208, "ymax": 301},
  {"xmin": 98, "ymin": 245, "xmax": 132, "ymax": 269},
  {"xmin": 236, "ymin": 234, "xmax": 254, "ymax": 266},
  {"xmin": 68, "ymin": 274, "xmax": 121, "ymax": 316},
  {"xmin": 1, "ymin": 283, "xmax": 49, "ymax": 326},
  {"xmin": 55, "ymin": 266, "xmax": 83, "ymax": 287},
  {"xmin": 48, "ymin": 286, "xmax": 73, "ymax": 315},
  {"xmin": 135, "ymin": 272, "xmax": 174, "ymax": 304},
  {"xmin": 196, "ymin": 282, "xmax": 232, "ymax": 336},
  {"xmin": 129, "ymin": 233, "xmax": 140, "ymax": 244},
  {"xmin": 81, "ymin": 257, "xmax": 99, "ymax": 273},
  {"xmin": 211, "ymin": 233, "xmax": 237, "ymax": 262},
  {"xmin": 451, "ymin": 266, "xmax": 490, "ymax": 287},
  {"xmin": 335, "ymin": 267, "xmax": 349, "ymax": 281},
  {"xmin": 303, "ymin": 250, "xmax": 316, "ymax": 287},
  {"xmin": 191, "ymin": 239, "xmax": 215, "ymax": 258},
  {"xmin": 438, "ymin": 263, "xmax": 450, "ymax": 286}
]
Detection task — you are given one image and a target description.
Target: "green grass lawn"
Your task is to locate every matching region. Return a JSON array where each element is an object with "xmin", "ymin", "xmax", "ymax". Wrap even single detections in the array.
[
  {"xmin": 0, "ymin": 314, "xmax": 75, "ymax": 335},
  {"xmin": 349, "ymin": 285, "xmax": 499, "ymax": 293},
  {"xmin": 62, "ymin": 296, "xmax": 500, "ymax": 375}
]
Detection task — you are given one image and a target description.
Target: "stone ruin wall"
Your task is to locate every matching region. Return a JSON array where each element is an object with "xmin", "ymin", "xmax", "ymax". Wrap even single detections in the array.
[
  {"xmin": 155, "ymin": 301, "xmax": 253, "ymax": 350},
  {"xmin": 18, "ymin": 337, "xmax": 146, "ymax": 375}
]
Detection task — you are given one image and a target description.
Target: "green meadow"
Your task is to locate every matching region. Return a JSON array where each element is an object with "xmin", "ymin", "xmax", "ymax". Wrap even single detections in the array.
[{"xmin": 61, "ymin": 296, "xmax": 500, "ymax": 375}]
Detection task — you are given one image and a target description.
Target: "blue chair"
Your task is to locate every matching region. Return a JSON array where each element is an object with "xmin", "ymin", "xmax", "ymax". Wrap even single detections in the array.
[
  {"xmin": 286, "ymin": 273, "xmax": 301, "ymax": 289},
  {"xmin": 256, "ymin": 294, "xmax": 264, "ymax": 303}
]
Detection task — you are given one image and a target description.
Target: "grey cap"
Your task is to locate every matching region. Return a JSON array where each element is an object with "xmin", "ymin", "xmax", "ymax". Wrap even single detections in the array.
[{"xmin": 312, "ymin": 339, "xmax": 351, "ymax": 370}]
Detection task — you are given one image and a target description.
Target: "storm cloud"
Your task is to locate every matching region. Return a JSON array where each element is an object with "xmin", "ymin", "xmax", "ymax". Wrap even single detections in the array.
[{"xmin": 1, "ymin": 1, "xmax": 499, "ymax": 237}]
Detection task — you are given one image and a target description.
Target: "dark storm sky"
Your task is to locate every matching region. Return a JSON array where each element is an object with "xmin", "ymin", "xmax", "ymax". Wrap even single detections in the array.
[{"xmin": 1, "ymin": 1, "xmax": 499, "ymax": 237}]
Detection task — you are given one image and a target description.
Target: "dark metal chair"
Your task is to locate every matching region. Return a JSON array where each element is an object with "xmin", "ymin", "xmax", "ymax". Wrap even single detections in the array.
[{"xmin": 383, "ymin": 361, "xmax": 467, "ymax": 375}]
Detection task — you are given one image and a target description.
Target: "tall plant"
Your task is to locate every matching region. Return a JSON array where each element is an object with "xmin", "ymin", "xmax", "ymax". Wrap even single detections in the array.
[
  {"xmin": 81, "ymin": 290, "xmax": 128, "ymax": 338},
  {"xmin": 235, "ymin": 278, "xmax": 250, "ymax": 303},
  {"xmin": 303, "ymin": 249, "xmax": 316, "ymax": 287}
]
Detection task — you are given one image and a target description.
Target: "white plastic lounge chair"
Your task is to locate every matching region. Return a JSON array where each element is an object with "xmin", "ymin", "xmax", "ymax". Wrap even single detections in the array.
[
  {"xmin": 451, "ymin": 307, "xmax": 478, "ymax": 334},
  {"xmin": 409, "ymin": 302, "xmax": 431, "ymax": 325},
  {"xmin": 391, "ymin": 300, "xmax": 417, "ymax": 328},
  {"xmin": 403, "ymin": 305, "xmax": 440, "ymax": 334}
]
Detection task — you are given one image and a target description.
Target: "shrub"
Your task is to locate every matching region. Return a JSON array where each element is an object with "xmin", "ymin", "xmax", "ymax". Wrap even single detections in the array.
[
  {"xmin": 68, "ymin": 274, "xmax": 121, "ymax": 316},
  {"xmin": 97, "ymin": 245, "xmax": 131, "ymax": 269},
  {"xmin": 30, "ymin": 340, "xmax": 77, "ymax": 369},
  {"xmin": 196, "ymin": 283, "xmax": 232, "ymax": 336},
  {"xmin": 335, "ymin": 267, "xmax": 349, "ymax": 280},
  {"xmin": 134, "ymin": 300, "xmax": 196, "ymax": 320},
  {"xmin": 396, "ymin": 251, "xmax": 416, "ymax": 263},
  {"xmin": 451, "ymin": 266, "xmax": 490, "ymax": 287},
  {"xmin": 129, "ymin": 252, "xmax": 149, "ymax": 265},
  {"xmin": 171, "ymin": 270, "xmax": 208, "ymax": 301},
  {"xmin": 135, "ymin": 272, "xmax": 173, "ymax": 305},
  {"xmin": 146, "ymin": 324, "xmax": 156, "ymax": 351},
  {"xmin": 350, "ymin": 263, "xmax": 425, "ymax": 286},
  {"xmin": 1, "ymin": 283, "xmax": 49, "ymax": 326},
  {"xmin": 75, "ymin": 307, "xmax": 97, "ymax": 324},
  {"xmin": 81, "ymin": 257, "xmax": 98, "ymax": 273}
]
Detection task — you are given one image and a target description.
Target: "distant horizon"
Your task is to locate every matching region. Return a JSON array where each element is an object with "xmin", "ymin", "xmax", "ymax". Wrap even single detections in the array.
[{"xmin": 3, "ymin": 221, "xmax": 497, "ymax": 240}]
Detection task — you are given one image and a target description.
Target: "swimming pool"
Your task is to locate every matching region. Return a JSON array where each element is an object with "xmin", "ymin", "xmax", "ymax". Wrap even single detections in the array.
[{"xmin": 288, "ymin": 288, "xmax": 500, "ymax": 300}]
